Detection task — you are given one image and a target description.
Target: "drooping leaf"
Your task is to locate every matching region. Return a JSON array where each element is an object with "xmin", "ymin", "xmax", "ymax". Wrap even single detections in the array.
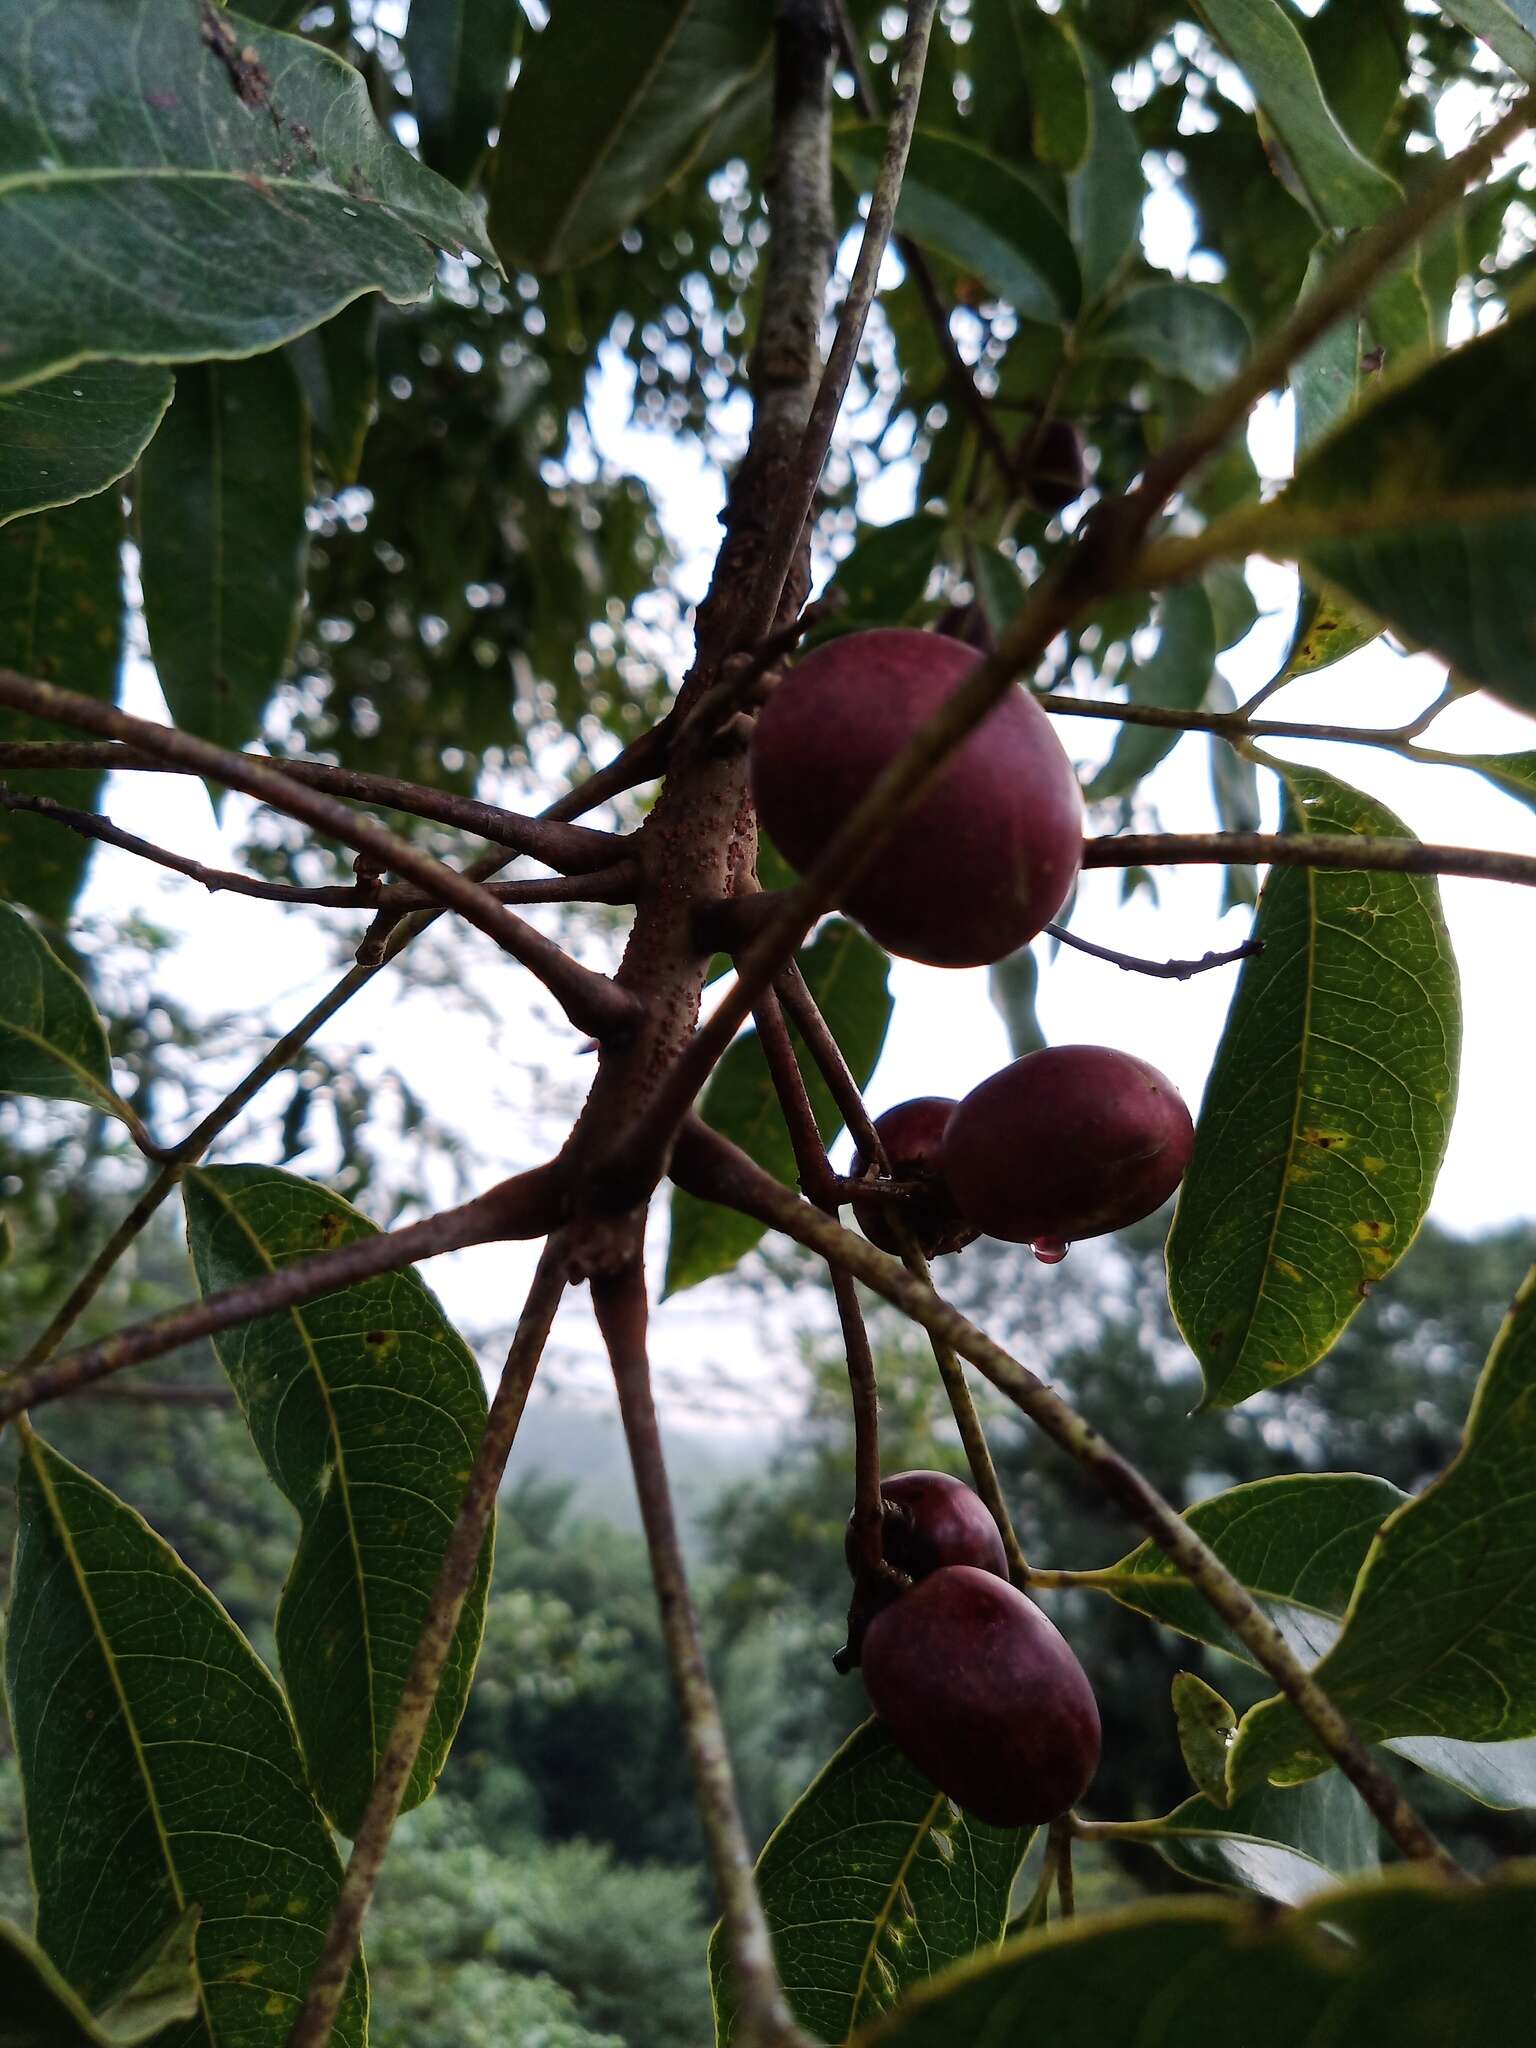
[
  {"xmin": 0, "ymin": 1910, "xmax": 200, "ymax": 2048},
  {"xmin": 1204, "ymin": 565, "xmax": 1258, "ymax": 653},
  {"xmin": 288, "ymin": 296, "xmax": 379, "ymax": 487},
  {"xmin": 1230, "ymin": 1262, "xmax": 1536, "ymax": 1791},
  {"xmin": 988, "ymin": 944, "xmax": 1046, "ymax": 1059},
  {"xmin": 405, "ymin": 0, "xmax": 523, "ymax": 187},
  {"xmin": 709, "ymin": 1720, "xmax": 1030, "ymax": 2047},
  {"xmin": 1269, "ymin": 583, "xmax": 1381, "ymax": 690},
  {"xmin": 4, "ymin": 1433, "xmax": 368, "ymax": 2047},
  {"xmin": 1452, "ymin": 750, "xmax": 1536, "ymax": 816},
  {"xmin": 823, "ymin": 515, "xmax": 948, "ymax": 633},
  {"xmin": 138, "ymin": 357, "xmax": 310, "ymax": 757},
  {"xmin": 1147, "ymin": 1771, "xmax": 1378, "ymax": 1905},
  {"xmin": 1262, "ymin": 310, "xmax": 1536, "ymax": 717},
  {"xmin": 1292, "ymin": 245, "xmax": 1365, "ymax": 455},
  {"xmin": 1172, "ymin": 1671, "xmax": 1237, "ymax": 1807},
  {"xmin": 1085, "ymin": 284, "xmax": 1250, "ymax": 395},
  {"xmin": 855, "ymin": 1869, "xmax": 1536, "ymax": 2047},
  {"xmin": 969, "ymin": 545, "xmax": 1029, "ymax": 639},
  {"xmin": 0, "ymin": 490, "xmax": 124, "ymax": 919},
  {"xmin": 0, "ymin": 0, "xmax": 493, "ymax": 396},
  {"xmin": 1085, "ymin": 586, "xmax": 1216, "ymax": 802},
  {"xmin": 1205, "ymin": 677, "xmax": 1260, "ymax": 912},
  {"xmin": 0, "ymin": 363, "xmax": 171, "ymax": 528},
  {"xmin": 836, "ymin": 127, "xmax": 1081, "ymax": 324},
  {"xmin": 0, "ymin": 899, "xmax": 126, "ymax": 1119},
  {"xmin": 183, "ymin": 1163, "xmax": 493, "ymax": 1837},
  {"xmin": 488, "ymin": 0, "xmax": 773, "ymax": 272},
  {"xmin": 1067, "ymin": 51, "xmax": 1145, "ymax": 305},
  {"xmin": 1167, "ymin": 765, "xmax": 1460, "ymax": 1407},
  {"xmin": 665, "ymin": 920, "xmax": 892, "ymax": 1294}
]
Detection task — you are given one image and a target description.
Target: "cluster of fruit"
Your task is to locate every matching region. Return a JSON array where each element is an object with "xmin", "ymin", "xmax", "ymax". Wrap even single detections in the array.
[{"xmin": 845, "ymin": 1472, "xmax": 1100, "ymax": 1828}]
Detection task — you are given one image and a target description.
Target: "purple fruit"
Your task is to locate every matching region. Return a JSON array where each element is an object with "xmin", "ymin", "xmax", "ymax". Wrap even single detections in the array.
[
  {"xmin": 851, "ymin": 1098, "xmax": 974, "ymax": 1257},
  {"xmin": 862, "ymin": 1566, "xmax": 1101, "ymax": 1828},
  {"xmin": 943, "ymin": 1045, "xmax": 1194, "ymax": 1245},
  {"xmin": 750, "ymin": 629, "xmax": 1083, "ymax": 968},
  {"xmin": 844, "ymin": 1470, "xmax": 1008, "ymax": 1586}
]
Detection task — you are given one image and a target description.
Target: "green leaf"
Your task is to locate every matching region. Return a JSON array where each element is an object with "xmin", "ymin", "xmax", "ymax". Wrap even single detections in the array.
[
  {"xmin": 824, "ymin": 515, "xmax": 947, "ymax": 631},
  {"xmin": 1454, "ymin": 751, "xmax": 1536, "ymax": 815},
  {"xmin": 0, "ymin": 490, "xmax": 125, "ymax": 920},
  {"xmin": 0, "ymin": 363, "xmax": 171, "ymax": 528},
  {"xmin": 665, "ymin": 921, "xmax": 892, "ymax": 1294},
  {"xmin": 1085, "ymin": 285, "xmax": 1249, "ymax": 395},
  {"xmin": 1270, "ymin": 583, "xmax": 1380, "ymax": 687},
  {"xmin": 0, "ymin": 0, "xmax": 493, "ymax": 396},
  {"xmin": 988, "ymin": 945, "xmax": 1046, "ymax": 1059},
  {"xmin": 488, "ymin": 0, "xmax": 773, "ymax": 272},
  {"xmin": 138, "ymin": 358, "xmax": 309, "ymax": 757},
  {"xmin": 0, "ymin": 1911, "xmax": 201, "ymax": 2048},
  {"xmin": 969, "ymin": 545, "xmax": 1029, "ymax": 639},
  {"xmin": 1067, "ymin": 52, "xmax": 1144, "ymax": 305},
  {"xmin": 0, "ymin": 900, "xmax": 126, "ymax": 1118},
  {"xmin": 288, "ymin": 297, "xmax": 379, "ymax": 487},
  {"xmin": 1148, "ymin": 1771, "xmax": 1377, "ymax": 1905},
  {"xmin": 1438, "ymin": 0, "xmax": 1536, "ymax": 82},
  {"xmin": 970, "ymin": 4, "xmax": 1090, "ymax": 172},
  {"xmin": 183, "ymin": 1163, "xmax": 493, "ymax": 1837},
  {"xmin": 1204, "ymin": 565, "xmax": 1258, "ymax": 653},
  {"xmin": 1172, "ymin": 1671, "xmax": 1236, "ymax": 1807},
  {"xmin": 1205, "ymin": 676, "xmax": 1261, "ymax": 910},
  {"xmin": 1084, "ymin": 586, "xmax": 1216, "ymax": 802},
  {"xmin": 836, "ymin": 127, "xmax": 1081, "ymax": 324},
  {"xmin": 1193, "ymin": 0, "xmax": 1402, "ymax": 229},
  {"xmin": 1292, "ymin": 246, "xmax": 1365, "ymax": 455},
  {"xmin": 4, "ymin": 1433, "xmax": 368, "ymax": 2047},
  {"xmin": 1230, "ymin": 1262, "xmax": 1536, "ymax": 1791},
  {"xmin": 405, "ymin": 0, "xmax": 523, "ymax": 187},
  {"xmin": 1263, "ymin": 311, "xmax": 1536, "ymax": 716},
  {"xmin": 710, "ymin": 1720, "xmax": 1031, "ymax": 2047},
  {"xmin": 1167, "ymin": 765, "xmax": 1460, "ymax": 1407}
]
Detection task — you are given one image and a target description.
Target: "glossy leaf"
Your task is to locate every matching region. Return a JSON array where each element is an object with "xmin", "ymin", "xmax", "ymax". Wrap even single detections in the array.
[
  {"xmin": 1231, "ymin": 1262, "xmax": 1536, "ymax": 1790},
  {"xmin": 710, "ymin": 1719, "xmax": 1030, "ymax": 2047},
  {"xmin": 1084, "ymin": 586, "xmax": 1216, "ymax": 802},
  {"xmin": 138, "ymin": 358, "xmax": 309, "ymax": 757},
  {"xmin": 184, "ymin": 1163, "xmax": 493, "ymax": 1837},
  {"xmin": 1085, "ymin": 284, "xmax": 1249, "ymax": 395},
  {"xmin": 4, "ymin": 1433, "xmax": 368, "ymax": 2047},
  {"xmin": 1148, "ymin": 1771, "xmax": 1377, "ymax": 1905},
  {"xmin": 0, "ymin": 1911, "xmax": 200, "ymax": 2048},
  {"xmin": 1168, "ymin": 766, "xmax": 1460, "ymax": 1406},
  {"xmin": 0, "ymin": 363, "xmax": 171, "ymax": 528},
  {"xmin": 855, "ymin": 1869, "xmax": 1536, "ymax": 2047},
  {"xmin": 0, "ymin": 0, "xmax": 492, "ymax": 396},
  {"xmin": 836, "ymin": 127, "xmax": 1081, "ymax": 323},
  {"xmin": 489, "ymin": 0, "xmax": 773, "ymax": 272},
  {"xmin": 0, "ymin": 490, "xmax": 124, "ymax": 919},
  {"xmin": 405, "ymin": 0, "xmax": 523, "ymax": 186},
  {"xmin": 0, "ymin": 900, "xmax": 124, "ymax": 1118},
  {"xmin": 1270, "ymin": 583, "xmax": 1380, "ymax": 688},
  {"xmin": 1265, "ymin": 311, "xmax": 1536, "ymax": 716},
  {"xmin": 1172, "ymin": 1671, "xmax": 1236, "ymax": 1806},
  {"xmin": 665, "ymin": 920, "xmax": 892, "ymax": 1294},
  {"xmin": 288, "ymin": 297, "xmax": 379, "ymax": 488},
  {"xmin": 1067, "ymin": 52, "xmax": 1144, "ymax": 305}
]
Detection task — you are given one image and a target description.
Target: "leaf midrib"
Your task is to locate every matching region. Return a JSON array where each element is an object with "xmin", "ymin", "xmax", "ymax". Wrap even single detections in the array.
[{"xmin": 846, "ymin": 1789, "xmax": 946, "ymax": 2038}]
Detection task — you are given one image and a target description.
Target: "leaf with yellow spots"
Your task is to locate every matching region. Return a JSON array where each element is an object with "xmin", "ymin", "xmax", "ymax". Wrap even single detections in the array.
[
  {"xmin": 1229, "ymin": 1260, "xmax": 1536, "ymax": 1793},
  {"xmin": 184, "ymin": 1164, "xmax": 492, "ymax": 1837},
  {"xmin": 1168, "ymin": 765, "xmax": 1460, "ymax": 1406},
  {"xmin": 708, "ymin": 1720, "xmax": 1030, "ymax": 2046}
]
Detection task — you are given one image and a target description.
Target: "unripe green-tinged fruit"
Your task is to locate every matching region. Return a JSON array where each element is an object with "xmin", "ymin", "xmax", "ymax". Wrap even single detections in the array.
[
  {"xmin": 749, "ymin": 629, "xmax": 1083, "ymax": 967},
  {"xmin": 942, "ymin": 1045, "xmax": 1194, "ymax": 1245},
  {"xmin": 844, "ymin": 1470, "xmax": 1008, "ymax": 1587},
  {"xmin": 1020, "ymin": 418, "xmax": 1088, "ymax": 513},
  {"xmin": 861, "ymin": 1566, "xmax": 1100, "ymax": 1827},
  {"xmin": 851, "ymin": 1098, "xmax": 975, "ymax": 1257}
]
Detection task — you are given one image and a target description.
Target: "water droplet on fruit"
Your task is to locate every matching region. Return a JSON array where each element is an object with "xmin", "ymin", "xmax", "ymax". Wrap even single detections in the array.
[{"xmin": 1033, "ymin": 1237, "xmax": 1070, "ymax": 1265}]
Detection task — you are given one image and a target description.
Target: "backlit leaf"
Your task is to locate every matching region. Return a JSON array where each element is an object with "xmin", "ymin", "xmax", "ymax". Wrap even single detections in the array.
[
  {"xmin": 0, "ymin": 1910, "xmax": 200, "ymax": 2048},
  {"xmin": 1085, "ymin": 586, "xmax": 1216, "ymax": 801},
  {"xmin": 1148, "ymin": 1771, "xmax": 1377, "ymax": 1905},
  {"xmin": 0, "ymin": 363, "xmax": 171, "ymax": 528},
  {"xmin": 0, "ymin": 899, "xmax": 124, "ymax": 1119}
]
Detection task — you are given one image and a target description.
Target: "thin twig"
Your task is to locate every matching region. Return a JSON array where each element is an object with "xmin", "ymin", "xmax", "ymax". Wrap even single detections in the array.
[
  {"xmin": 0, "ymin": 741, "xmax": 625, "ymax": 872},
  {"xmin": 1034, "ymin": 689, "xmax": 1446, "ymax": 750},
  {"xmin": 0, "ymin": 1166, "xmax": 562, "ymax": 1424},
  {"xmin": 775, "ymin": 961, "xmax": 888, "ymax": 1171},
  {"xmin": 593, "ymin": 1258, "xmax": 805, "ymax": 2048},
  {"xmin": 286, "ymin": 1240, "xmax": 570, "ymax": 2048},
  {"xmin": 1045, "ymin": 924, "xmax": 1263, "ymax": 981},
  {"xmin": 1050, "ymin": 1815, "xmax": 1076, "ymax": 1918},
  {"xmin": 0, "ymin": 671, "xmax": 638, "ymax": 1043},
  {"xmin": 671, "ymin": 1118, "xmax": 1465, "ymax": 1881},
  {"xmin": 1081, "ymin": 831, "xmax": 1536, "ymax": 889}
]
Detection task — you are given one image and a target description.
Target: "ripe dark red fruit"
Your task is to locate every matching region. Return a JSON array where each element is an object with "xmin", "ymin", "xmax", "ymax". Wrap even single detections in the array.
[
  {"xmin": 861, "ymin": 1566, "xmax": 1100, "ymax": 1827},
  {"xmin": 942, "ymin": 1044, "xmax": 1194, "ymax": 1245},
  {"xmin": 844, "ymin": 1470, "xmax": 1008, "ymax": 1587},
  {"xmin": 749, "ymin": 628, "xmax": 1083, "ymax": 968},
  {"xmin": 851, "ymin": 1098, "xmax": 975, "ymax": 1257},
  {"xmin": 1019, "ymin": 419, "xmax": 1088, "ymax": 513}
]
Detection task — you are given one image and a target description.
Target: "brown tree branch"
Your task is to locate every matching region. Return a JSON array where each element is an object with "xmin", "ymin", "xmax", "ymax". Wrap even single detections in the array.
[
  {"xmin": 671, "ymin": 1118, "xmax": 1465, "ymax": 1880},
  {"xmin": 593, "ymin": 1256, "xmax": 806, "ymax": 2048},
  {"xmin": 0, "ymin": 671, "xmax": 639, "ymax": 1043},
  {"xmin": 774, "ymin": 960, "xmax": 888, "ymax": 1171},
  {"xmin": 1045, "ymin": 923, "xmax": 1263, "ymax": 981},
  {"xmin": 0, "ymin": 1164, "xmax": 564, "ymax": 1425},
  {"xmin": 1080, "ymin": 832, "xmax": 1536, "ymax": 889},
  {"xmin": 0, "ymin": 740, "xmax": 625, "ymax": 871},
  {"xmin": 287, "ymin": 1239, "xmax": 570, "ymax": 2048}
]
